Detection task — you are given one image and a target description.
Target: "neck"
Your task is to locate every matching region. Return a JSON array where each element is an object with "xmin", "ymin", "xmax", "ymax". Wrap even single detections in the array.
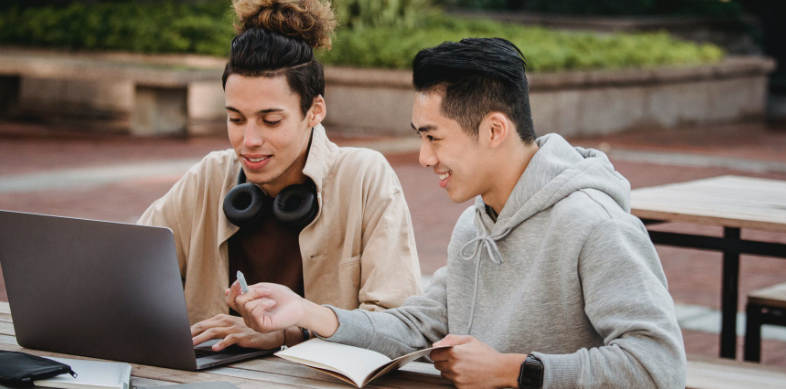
[{"xmin": 482, "ymin": 140, "xmax": 539, "ymax": 215}]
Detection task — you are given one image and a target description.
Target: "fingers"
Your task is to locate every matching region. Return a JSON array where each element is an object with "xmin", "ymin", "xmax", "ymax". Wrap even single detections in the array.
[
  {"xmin": 190, "ymin": 314, "xmax": 237, "ymax": 337},
  {"xmin": 430, "ymin": 347, "xmax": 451, "ymax": 362},
  {"xmin": 213, "ymin": 334, "xmax": 239, "ymax": 351},
  {"xmin": 433, "ymin": 334, "xmax": 474, "ymax": 347},
  {"xmin": 243, "ymin": 298, "xmax": 277, "ymax": 332},
  {"xmin": 192, "ymin": 326, "xmax": 230, "ymax": 346},
  {"xmin": 232, "ymin": 286, "xmax": 273, "ymax": 318},
  {"xmin": 434, "ymin": 360, "xmax": 451, "ymax": 372},
  {"xmin": 225, "ymin": 281, "xmax": 242, "ymax": 311}
]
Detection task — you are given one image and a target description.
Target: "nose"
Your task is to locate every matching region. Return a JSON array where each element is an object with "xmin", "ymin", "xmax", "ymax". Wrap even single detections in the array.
[
  {"xmin": 419, "ymin": 138, "xmax": 438, "ymax": 168},
  {"xmin": 243, "ymin": 122, "xmax": 264, "ymax": 149}
]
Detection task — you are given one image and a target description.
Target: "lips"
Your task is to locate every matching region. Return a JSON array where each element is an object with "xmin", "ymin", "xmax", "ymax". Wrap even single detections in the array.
[
  {"xmin": 242, "ymin": 155, "xmax": 271, "ymax": 170},
  {"xmin": 438, "ymin": 171, "xmax": 451, "ymax": 189}
]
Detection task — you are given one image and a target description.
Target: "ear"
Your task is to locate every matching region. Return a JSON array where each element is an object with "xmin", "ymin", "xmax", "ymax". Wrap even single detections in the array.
[
  {"xmin": 307, "ymin": 95, "xmax": 326, "ymax": 127},
  {"xmin": 480, "ymin": 112, "xmax": 510, "ymax": 148}
]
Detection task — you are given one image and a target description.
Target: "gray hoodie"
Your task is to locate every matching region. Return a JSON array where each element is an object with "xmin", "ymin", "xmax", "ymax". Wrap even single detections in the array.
[{"xmin": 323, "ymin": 134, "xmax": 687, "ymax": 388}]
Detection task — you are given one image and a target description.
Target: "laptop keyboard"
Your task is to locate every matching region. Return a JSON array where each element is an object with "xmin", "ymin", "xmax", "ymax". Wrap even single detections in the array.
[
  {"xmin": 195, "ymin": 349, "xmax": 215, "ymax": 359},
  {"xmin": 195, "ymin": 343, "xmax": 261, "ymax": 359}
]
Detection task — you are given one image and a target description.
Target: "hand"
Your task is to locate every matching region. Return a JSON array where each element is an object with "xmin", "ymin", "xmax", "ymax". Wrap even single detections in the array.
[
  {"xmin": 430, "ymin": 335, "xmax": 524, "ymax": 389},
  {"xmin": 225, "ymin": 281, "xmax": 308, "ymax": 334},
  {"xmin": 190, "ymin": 314, "xmax": 284, "ymax": 351}
]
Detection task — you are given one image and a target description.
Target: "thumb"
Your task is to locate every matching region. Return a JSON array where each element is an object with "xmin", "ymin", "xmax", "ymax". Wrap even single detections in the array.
[{"xmin": 434, "ymin": 334, "xmax": 474, "ymax": 347}]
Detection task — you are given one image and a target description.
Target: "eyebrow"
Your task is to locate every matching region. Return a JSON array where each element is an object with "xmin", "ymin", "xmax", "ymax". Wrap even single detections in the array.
[
  {"xmin": 225, "ymin": 106, "xmax": 285, "ymax": 115},
  {"xmin": 411, "ymin": 123, "xmax": 436, "ymax": 133}
]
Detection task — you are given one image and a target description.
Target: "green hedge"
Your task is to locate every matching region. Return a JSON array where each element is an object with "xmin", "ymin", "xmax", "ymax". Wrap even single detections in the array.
[
  {"xmin": 440, "ymin": 0, "xmax": 744, "ymax": 16},
  {"xmin": 0, "ymin": 0, "xmax": 724, "ymax": 72},
  {"xmin": 320, "ymin": 15, "xmax": 724, "ymax": 71},
  {"xmin": 0, "ymin": 1, "xmax": 236, "ymax": 56}
]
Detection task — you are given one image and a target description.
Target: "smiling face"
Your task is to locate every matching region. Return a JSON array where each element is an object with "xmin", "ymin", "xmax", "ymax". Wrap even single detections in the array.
[
  {"xmin": 225, "ymin": 74, "xmax": 324, "ymax": 197},
  {"xmin": 413, "ymin": 91, "xmax": 494, "ymax": 204}
]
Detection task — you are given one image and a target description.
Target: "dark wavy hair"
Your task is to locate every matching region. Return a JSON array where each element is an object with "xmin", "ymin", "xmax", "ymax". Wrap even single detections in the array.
[
  {"xmin": 412, "ymin": 38, "xmax": 536, "ymax": 143},
  {"xmin": 222, "ymin": 0, "xmax": 336, "ymax": 117}
]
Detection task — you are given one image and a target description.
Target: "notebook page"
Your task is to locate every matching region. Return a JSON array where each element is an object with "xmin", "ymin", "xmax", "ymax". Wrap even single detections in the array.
[{"xmin": 276, "ymin": 339, "xmax": 390, "ymax": 386}]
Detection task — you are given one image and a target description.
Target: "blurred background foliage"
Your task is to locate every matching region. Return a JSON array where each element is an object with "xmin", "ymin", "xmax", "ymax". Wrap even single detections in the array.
[
  {"xmin": 439, "ymin": 0, "xmax": 744, "ymax": 16},
  {"xmin": 0, "ymin": 0, "xmax": 725, "ymax": 71}
]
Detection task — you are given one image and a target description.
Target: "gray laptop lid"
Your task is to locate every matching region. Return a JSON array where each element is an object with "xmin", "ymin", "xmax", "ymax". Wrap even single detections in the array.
[{"xmin": 0, "ymin": 210, "xmax": 198, "ymax": 370}]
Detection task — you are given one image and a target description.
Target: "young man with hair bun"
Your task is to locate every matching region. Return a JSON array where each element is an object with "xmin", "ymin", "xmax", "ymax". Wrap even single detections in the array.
[{"xmin": 139, "ymin": 0, "xmax": 422, "ymax": 352}]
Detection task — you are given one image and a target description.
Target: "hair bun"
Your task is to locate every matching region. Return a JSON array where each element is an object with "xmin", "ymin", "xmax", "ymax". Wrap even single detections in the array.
[{"xmin": 233, "ymin": 0, "xmax": 336, "ymax": 50}]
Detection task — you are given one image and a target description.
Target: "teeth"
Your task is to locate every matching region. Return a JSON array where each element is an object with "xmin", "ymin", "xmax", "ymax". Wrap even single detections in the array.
[
  {"xmin": 439, "ymin": 172, "xmax": 450, "ymax": 181},
  {"xmin": 247, "ymin": 156, "xmax": 269, "ymax": 163}
]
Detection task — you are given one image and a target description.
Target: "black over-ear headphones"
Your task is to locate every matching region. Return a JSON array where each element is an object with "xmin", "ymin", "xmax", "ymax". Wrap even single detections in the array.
[{"xmin": 222, "ymin": 169, "xmax": 319, "ymax": 230}]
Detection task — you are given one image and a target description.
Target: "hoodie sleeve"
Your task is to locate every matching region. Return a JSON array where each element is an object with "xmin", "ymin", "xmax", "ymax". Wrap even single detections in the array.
[
  {"xmin": 533, "ymin": 219, "xmax": 687, "ymax": 389},
  {"xmin": 319, "ymin": 266, "xmax": 450, "ymax": 358}
]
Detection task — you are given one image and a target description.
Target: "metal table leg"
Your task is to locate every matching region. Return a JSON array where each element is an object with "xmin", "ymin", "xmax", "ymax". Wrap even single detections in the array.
[{"xmin": 720, "ymin": 227, "xmax": 741, "ymax": 359}]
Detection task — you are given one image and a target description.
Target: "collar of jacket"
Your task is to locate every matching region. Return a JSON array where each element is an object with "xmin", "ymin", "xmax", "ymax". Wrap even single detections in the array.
[{"xmin": 216, "ymin": 123, "xmax": 338, "ymax": 247}]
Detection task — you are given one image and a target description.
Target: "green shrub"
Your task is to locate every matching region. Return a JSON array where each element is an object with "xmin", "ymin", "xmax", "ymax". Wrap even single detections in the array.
[
  {"xmin": 0, "ymin": 0, "xmax": 725, "ymax": 72},
  {"xmin": 320, "ymin": 14, "xmax": 725, "ymax": 71},
  {"xmin": 441, "ymin": 0, "xmax": 744, "ymax": 16},
  {"xmin": 333, "ymin": 0, "xmax": 438, "ymax": 30},
  {"xmin": 0, "ymin": 1, "xmax": 236, "ymax": 55}
]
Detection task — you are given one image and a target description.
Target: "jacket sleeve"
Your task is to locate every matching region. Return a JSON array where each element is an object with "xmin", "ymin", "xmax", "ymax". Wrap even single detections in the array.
[
  {"xmin": 356, "ymin": 177, "xmax": 423, "ymax": 311},
  {"xmin": 322, "ymin": 266, "xmax": 450, "ymax": 358},
  {"xmin": 533, "ymin": 219, "xmax": 687, "ymax": 389},
  {"xmin": 137, "ymin": 168, "xmax": 198, "ymax": 280}
]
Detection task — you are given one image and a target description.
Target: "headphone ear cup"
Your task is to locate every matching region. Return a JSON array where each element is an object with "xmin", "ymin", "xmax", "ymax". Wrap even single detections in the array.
[
  {"xmin": 272, "ymin": 184, "xmax": 318, "ymax": 229},
  {"xmin": 222, "ymin": 183, "xmax": 268, "ymax": 228}
]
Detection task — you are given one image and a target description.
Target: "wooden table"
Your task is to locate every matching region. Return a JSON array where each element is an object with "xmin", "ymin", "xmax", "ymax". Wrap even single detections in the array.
[
  {"xmin": 4, "ymin": 302, "xmax": 786, "ymax": 388},
  {"xmin": 0, "ymin": 302, "xmax": 451, "ymax": 388},
  {"xmin": 631, "ymin": 175, "xmax": 786, "ymax": 359}
]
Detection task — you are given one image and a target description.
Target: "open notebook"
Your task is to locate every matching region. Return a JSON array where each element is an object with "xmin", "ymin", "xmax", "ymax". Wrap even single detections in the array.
[{"xmin": 276, "ymin": 339, "xmax": 449, "ymax": 388}]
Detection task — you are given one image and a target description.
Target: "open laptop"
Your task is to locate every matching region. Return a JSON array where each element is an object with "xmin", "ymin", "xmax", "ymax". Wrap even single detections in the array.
[{"xmin": 0, "ymin": 210, "xmax": 274, "ymax": 370}]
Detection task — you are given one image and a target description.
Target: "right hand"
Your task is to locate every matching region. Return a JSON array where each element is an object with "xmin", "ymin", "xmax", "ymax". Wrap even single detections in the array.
[
  {"xmin": 226, "ymin": 281, "xmax": 308, "ymax": 334},
  {"xmin": 190, "ymin": 314, "xmax": 284, "ymax": 351}
]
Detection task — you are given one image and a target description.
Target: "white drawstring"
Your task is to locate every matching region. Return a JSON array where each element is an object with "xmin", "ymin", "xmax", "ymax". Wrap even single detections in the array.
[
  {"xmin": 460, "ymin": 234, "xmax": 504, "ymax": 265},
  {"xmin": 459, "ymin": 211, "xmax": 509, "ymax": 334}
]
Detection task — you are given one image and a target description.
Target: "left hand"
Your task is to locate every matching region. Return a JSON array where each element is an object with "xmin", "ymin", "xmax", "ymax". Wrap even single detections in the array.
[
  {"xmin": 430, "ymin": 335, "xmax": 520, "ymax": 389},
  {"xmin": 190, "ymin": 314, "xmax": 284, "ymax": 351}
]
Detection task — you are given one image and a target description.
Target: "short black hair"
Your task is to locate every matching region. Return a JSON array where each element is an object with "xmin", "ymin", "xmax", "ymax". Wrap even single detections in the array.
[
  {"xmin": 222, "ymin": 27, "xmax": 324, "ymax": 118},
  {"xmin": 412, "ymin": 38, "xmax": 536, "ymax": 143}
]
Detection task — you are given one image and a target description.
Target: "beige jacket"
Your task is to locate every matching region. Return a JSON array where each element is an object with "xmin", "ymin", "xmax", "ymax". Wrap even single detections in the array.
[{"xmin": 139, "ymin": 125, "xmax": 422, "ymax": 324}]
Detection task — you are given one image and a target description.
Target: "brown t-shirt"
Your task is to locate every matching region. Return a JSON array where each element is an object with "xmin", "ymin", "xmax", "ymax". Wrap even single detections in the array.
[{"xmin": 228, "ymin": 201, "xmax": 305, "ymax": 309}]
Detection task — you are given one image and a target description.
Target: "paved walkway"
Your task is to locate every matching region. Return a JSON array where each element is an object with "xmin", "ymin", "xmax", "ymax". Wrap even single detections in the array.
[{"xmin": 2, "ymin": 120, "xmax": 786, "ymax": 366}]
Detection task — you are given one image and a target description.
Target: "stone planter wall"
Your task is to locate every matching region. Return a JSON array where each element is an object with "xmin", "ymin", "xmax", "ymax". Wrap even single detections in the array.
[
  {"xmin": 323, "ymin": 56, "xmax": 776, "ymax": 138},
  {"xmin": 4, "ymin": 48, "xmax": 775, "ymax": 138}
]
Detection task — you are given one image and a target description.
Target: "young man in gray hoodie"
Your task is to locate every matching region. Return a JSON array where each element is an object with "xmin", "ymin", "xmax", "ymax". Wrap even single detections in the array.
[{"xmin": 226, "ymin": 38, "xmax": 687, "ymax": 389}]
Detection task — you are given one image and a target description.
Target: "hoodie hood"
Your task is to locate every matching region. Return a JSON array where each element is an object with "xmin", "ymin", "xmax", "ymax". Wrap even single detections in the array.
[
  {"xmin": 458, "ymin": 133, "xmax": 631, "ymax": 333},
  {"xmin": 473, "ymin": 133, "xmax": 630, "ymax": 240}
]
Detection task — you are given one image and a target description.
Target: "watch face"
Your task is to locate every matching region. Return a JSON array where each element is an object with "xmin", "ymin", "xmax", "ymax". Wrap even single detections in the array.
[{"xmin": 519, "ymin": 356, "xmax": 544, "ymax": 389}]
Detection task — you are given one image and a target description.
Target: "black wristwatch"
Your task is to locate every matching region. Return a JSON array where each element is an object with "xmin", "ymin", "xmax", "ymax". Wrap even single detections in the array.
[{"xmin": 517, "ymin": 354, "xmax": 544, "ymax": 389}]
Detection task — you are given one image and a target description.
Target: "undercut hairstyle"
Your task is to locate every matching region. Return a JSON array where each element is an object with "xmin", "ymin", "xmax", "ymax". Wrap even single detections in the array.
[
  {"xmin": 222, "ymin": 0, "xmax": 336, "ymax": 117},
  {"xmin": 412, "ymin": 38, "xmax": 536, "ymax": 143}
]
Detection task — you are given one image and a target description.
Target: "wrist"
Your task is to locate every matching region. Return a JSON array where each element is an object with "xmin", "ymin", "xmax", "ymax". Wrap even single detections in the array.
[
  {"xmin": 301, "ymin": 301, "xmax": 339, "ymax": 338},
  {"xmin": 283, "ymin": 326, "xmax": 301, "ymax": 348},
  {"xmin": 499, "ymin": 353, "xmax": 528, "ymax": 389}
]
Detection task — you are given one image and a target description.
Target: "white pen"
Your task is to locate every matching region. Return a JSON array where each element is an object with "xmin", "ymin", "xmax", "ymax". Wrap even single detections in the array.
[{"xmin": 236, "ymin": 270, "xmax": 249, "ymax": 294}]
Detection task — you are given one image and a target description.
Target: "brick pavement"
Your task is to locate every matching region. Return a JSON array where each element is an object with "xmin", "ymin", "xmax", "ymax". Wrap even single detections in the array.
[{"xmin": 2, "ymin": 120, "xmax": 786, "ymax": 367}]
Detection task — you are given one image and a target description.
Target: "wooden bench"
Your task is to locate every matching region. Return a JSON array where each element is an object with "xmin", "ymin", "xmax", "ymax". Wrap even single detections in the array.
[
  {"xmin": 0, "ymin": 50, "xmax": 222, "ymax": 136},
  {"xmin": 745, "ymin": 282, "xmax": 786, "ymax": 362}
]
